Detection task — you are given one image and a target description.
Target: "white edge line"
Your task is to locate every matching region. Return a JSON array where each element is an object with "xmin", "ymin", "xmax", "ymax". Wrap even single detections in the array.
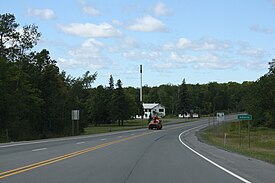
[
  {"xmin": 76, "ymin": 142, "xmax": 85, "ymax": 145},
  {"xmin": 178, "ymin": 125, "xmax": 252, "ymax": 183},
  {"xmin": 32, "ymin": 148, "xmax": 47, "ymax": 152}
]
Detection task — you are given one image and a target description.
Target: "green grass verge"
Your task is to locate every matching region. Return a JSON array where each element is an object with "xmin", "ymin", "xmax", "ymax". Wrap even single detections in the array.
[
  {"xmin": 199, "ymin": 122, "xmax": 275, "ymax": 164},
  {"xmin": 83, "ymin": 119, "xmax": 146, "ymax": 135},
  {"xmin": 83, "ymin": 118, "xmax": 186, "ymax": 135}
]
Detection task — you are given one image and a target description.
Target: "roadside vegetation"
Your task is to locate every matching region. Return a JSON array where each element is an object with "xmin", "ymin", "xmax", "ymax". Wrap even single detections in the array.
[
  {"xmin": 200, "ymin": 122, "xmax": 275, "ymax": 164},
  {"xmin": 0, "ymin": 13, "xmax": 274, "ymax": 143},
  {"xmin": 83, "ymin": 119, "xmax": 148, "ymax": 135},
  {"xmin": 83, "ymin": 118, "xmax": 186, "ymax": 135}
]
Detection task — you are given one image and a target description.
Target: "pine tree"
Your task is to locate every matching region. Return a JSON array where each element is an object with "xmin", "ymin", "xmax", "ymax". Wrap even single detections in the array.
[
  {"xmin": 178, "ymin": 79, "xmax": 191, "ymax": 115},
  {"xmin": 112, "ymin": 79, "xmax": 129, "ymax": 126}
]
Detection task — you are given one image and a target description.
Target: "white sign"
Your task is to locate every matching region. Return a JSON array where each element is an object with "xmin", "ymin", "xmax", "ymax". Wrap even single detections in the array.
[
  {"xmin": 217, "ymin": 112, "xmax": 224, "ymax": 122},
  {"xmin": 72, "ymin": 110, "xmax": 79, "ymax": 120}
]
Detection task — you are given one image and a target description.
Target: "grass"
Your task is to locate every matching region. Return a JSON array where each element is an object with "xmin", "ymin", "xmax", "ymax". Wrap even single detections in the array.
[
  {"xmin": 83, "ymin": 119, "xmax": 146, "ymax": 135},
  {"xmin": 83, "ymin": 117, "xmax": 184, "ymax": 135},
  {"xmin": 199, "ymin": 122, "xmax": 275, "ymax": 164}
]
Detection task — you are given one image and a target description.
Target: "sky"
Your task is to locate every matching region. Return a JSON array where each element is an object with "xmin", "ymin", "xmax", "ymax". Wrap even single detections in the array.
[{"xmin": 1, "ymin": 0, "xmax": 275, "ymax": 87}]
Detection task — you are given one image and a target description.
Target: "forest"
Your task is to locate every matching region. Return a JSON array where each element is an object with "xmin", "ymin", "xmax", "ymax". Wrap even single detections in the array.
[{"xmin": 0, "ymin": 13, "xmax": 274, "ymax": 142}]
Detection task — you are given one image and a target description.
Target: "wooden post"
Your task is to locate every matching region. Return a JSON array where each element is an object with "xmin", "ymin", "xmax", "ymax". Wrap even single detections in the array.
[
  {"xmin": 224, "ymin": 133, "xmax": 227, "ymax": 147},
  {"xmin": 77, "ymin": 120, "xmax": 79, "ymax": 135},
  {"xmin": 248, "ymin": 120, "xmax": 250, "ymax": 149},
  {"xmin": 72, "ymin": 120, "xmax": 74, "ymax": 136},
  {"xmin": 239, "ymin": 120, "xmax": 241, "ymax": 148},
  {"xmin": 6, "ymin": 129, "xmax": 9, "ymax": 142}
]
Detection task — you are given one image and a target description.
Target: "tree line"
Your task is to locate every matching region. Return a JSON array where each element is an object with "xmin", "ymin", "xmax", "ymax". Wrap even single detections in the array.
[
  {"xmin": 0, "ymin": 13, "xmax": 143, "ymax": 142},
  {"xmin": 0, "ymin": 13, "xmax": 274, "ymax": 142}
]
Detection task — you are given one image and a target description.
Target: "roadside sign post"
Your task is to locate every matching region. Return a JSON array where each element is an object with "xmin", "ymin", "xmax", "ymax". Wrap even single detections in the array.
[
  {"xmin": 217, "ymin": 112, "xmax": 225, "ymax": 137},
  {"xmin": 224, "ymin": 133, "xmax": 227, "ymax": 147},
  {"xmin": 216, "ymin": 112, "xmax": 225, "ymax": 123},
  {"xmin": 72, "ymin": 110, "xmax": 80, "ymax": 136},
  {"xmin": 239, "ymin": 119, "xmax": 241, "ymax": 147},
  {"xmin": 248, "ymin": 120, "xmax": 251, "ymax": 149},
  {"xmin": 237, "ymin": 114, "xmax": 252, "ymax": 149}
]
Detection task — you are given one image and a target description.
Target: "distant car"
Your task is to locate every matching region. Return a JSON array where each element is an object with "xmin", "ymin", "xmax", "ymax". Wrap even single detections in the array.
[{"xmin": 148, "ymin": 117, "xmax": 162, "ymax": 130}]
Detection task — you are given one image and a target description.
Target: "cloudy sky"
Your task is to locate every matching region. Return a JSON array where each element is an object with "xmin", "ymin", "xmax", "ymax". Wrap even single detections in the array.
[{"xmin": 1, "ymin": 0, "xmax": 275, "ymax": 87}]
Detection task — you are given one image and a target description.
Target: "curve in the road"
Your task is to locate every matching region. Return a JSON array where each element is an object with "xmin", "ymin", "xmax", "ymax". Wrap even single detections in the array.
[{"xmin": 178, "ymin": 124, "xmax": 251, "ymax": 183}]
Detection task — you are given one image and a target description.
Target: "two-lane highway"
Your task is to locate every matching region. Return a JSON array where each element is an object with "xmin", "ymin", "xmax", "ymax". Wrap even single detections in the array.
[{"xmin": 1, "ymin": 115, "xmax": 275, "ymax": 183}]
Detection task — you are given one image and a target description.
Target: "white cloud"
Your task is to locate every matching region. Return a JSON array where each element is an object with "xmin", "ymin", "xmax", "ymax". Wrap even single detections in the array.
[
  {"xmin": 163, "ymin": 37, "xmax": 230, "ymax": 51},
  {"xmin": 177, "ymin": 38, "xmax": 192, "ymax": 48},
  {"xmin": 58, "ymin": 23, "xmax": 122, "ymax": 38},
  {"xmin": 108, "ymin": 37, "xmax": 140, "ymax": 53},
  {"xmin": 239, "ymin": 48, "xmax": 266, "ymax": 57},
  {"xmin": 153, "ymin": 52, "xmax": 234, "ymax": 70},
  {"xmin": 127, "ymin": 15, "xmax": 168, "ymax": 32},
  {"xmin": 152, "ymin": 62, "xmax": 178, "ymax": 70},
  {"xmin": 250, "ymin": 25, "xmax": 273, "ymax": 34},
  {"xmin": 121, "ymin": 37, "xmax": 140, "ymax": 49},
  {"xmin": 242, "ymin": 60, "xmax": 268, "ymax": 70},
  {"xmin": 69, "ymin": 38, "xmax": 103, "ymax": 57},
  {"xmin": 123, "ymin": 50, "xmax": 161, "ymax": 61},
  {"xmin": 57, "ymin": 38, "xmax": 108, "ymax": 70},
  {"xmin": 112, "ymin": 19, "xmax": 123, "ymax": 26},
  {"xmin": 27, "ymin": 8, "xmax": 55, "ymax": 20},
  {"xmin": 83, "ymin": 6, "xmax": 100, "ymax": 16},
  {"xmin": 167, "ymin": 52, "xmax": 196, "ymax": 63},
  {"xmin": 78, "ymin": 0, "xmax": 100, "ymax": 16},
  {"xmin": 154, "ymin": 2, "xmax": 170, "ymax": 16},
  {"xmin": 196, "ymin": 62, "xmax": 232, "ymax": 70}
]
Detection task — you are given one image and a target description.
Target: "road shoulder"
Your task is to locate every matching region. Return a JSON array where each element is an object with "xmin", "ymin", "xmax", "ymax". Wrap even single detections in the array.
[{"xmin": 180, "ymin": 125, "xmax": 275, "ymax": 183}]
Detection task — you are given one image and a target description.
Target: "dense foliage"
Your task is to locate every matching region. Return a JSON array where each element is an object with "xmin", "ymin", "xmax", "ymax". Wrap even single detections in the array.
[{"xmin": 0, "ymin": 14, "xmax": 274, "ymax": 142}]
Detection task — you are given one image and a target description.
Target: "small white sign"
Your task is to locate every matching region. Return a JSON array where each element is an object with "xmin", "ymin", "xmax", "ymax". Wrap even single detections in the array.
[
  {"xmin": 72, "ymin": 110, "xmax": 79, "ymax": 120},
  {"xmin": 217, "ymin": 112, "xmax": 224, "ymax": 122}
]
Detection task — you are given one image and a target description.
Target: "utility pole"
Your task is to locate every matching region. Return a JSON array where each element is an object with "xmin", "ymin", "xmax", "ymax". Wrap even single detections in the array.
[{"xmin": 140, "ymin": 64, "xmax": 143, "ymax": 102}]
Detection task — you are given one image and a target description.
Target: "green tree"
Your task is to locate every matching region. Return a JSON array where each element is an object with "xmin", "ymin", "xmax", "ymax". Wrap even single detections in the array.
[
  {"xmin": 87, "ymin": 85, "xmax": 109, "ymax": 126},
  {"xmin": 0, "ymin": 13, "xmax": 19, "ymax": 59},
  {"xmin": 158, "ymin": 84, "xmax": 178, "ymax": 115},
  {"xmin": 0, "ymin": 13, "xmax": 41, "ymax": 61},
  {"xmin": 112, "ymin": 79, "xmax": 129, "ymax": 126},
  {"xmin": 178, "ymin": 79, "xmax": 191, "ymax": 115},
  {"xmin": 67, "ymin": 71, "xmax": 97, "ymax": 131},
  {"xmin": 106, "ymin": 75, "xmax": 115, "ymax": 123},
  {"xmin": 268, "ymin": 59, "xmax": 275, "ymax": 76},
  {"xmin": 244, "ymin": 60, "xmax": 275, "ymax": 128}
]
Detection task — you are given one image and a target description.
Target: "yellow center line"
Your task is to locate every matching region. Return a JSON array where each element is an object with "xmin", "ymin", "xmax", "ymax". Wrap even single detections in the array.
[{"xmin": 0, "ymin": 131, "xmax": 156, "ymax": 179}]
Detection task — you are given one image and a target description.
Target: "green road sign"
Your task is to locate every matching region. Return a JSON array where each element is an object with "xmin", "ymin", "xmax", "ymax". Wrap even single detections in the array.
[{"xmin": 238, "ymin": 114, "xmax": 252, "ymax": 120}]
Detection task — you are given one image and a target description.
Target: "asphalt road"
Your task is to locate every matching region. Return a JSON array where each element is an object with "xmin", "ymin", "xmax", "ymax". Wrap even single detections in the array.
[{"xmin": 1, "ymin": 115, "xmax": 275, "ymax": 183}]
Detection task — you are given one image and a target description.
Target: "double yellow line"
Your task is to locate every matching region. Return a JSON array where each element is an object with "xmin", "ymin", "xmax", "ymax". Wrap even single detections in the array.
[{"xmin": 0, "ymin": 132, "xmax": 152, "ymax": 179}]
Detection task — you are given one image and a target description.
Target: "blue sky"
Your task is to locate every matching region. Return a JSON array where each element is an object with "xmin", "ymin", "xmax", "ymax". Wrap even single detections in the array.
[{"xmin": 1, "ymin": 0, "xmax": 275, "ymax": 87}]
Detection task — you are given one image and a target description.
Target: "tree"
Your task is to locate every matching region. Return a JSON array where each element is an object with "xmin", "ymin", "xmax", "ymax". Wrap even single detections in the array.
[
  {"xmin": 268, "ymin": 59, "xmax": 275, "ymax": 76},
  {"xmin": 17, "ymin": 24, "xmax": 41, "ymax": 55},
  {"xmin": 158, "ymin": 84, "xmax": 178, "ymax": 115},
  {"xmin": 0, "ymin": 13, "xmax": 19, "ymax": 59},
  {"xmin": 0, "ymin": 13, "xmax": 41, "ymax": 61},
  {"xmin": 111, "ymin": 79, "xmax": 129, "ymax": 126},
  {"xmin": 106, "ymin": 75, "xmax": 115, "ymax": 123},
  {"xmin": 108, "ymin": 75, "xmax": 114, "ymax": 90},
  {"xmin": 244, "ymin": 61, "xmax": 275, "ymax": 128},
  {"xmin": 87, "ymin": 85, "xmax": 109, "ymax": 126},
  {"xmin": 67, "ymin": 71, "xmax": 97, "ymax": 131},
  {"xmin": 178, "ymin": 79, "xmax": 191, "ymax": 115}
]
